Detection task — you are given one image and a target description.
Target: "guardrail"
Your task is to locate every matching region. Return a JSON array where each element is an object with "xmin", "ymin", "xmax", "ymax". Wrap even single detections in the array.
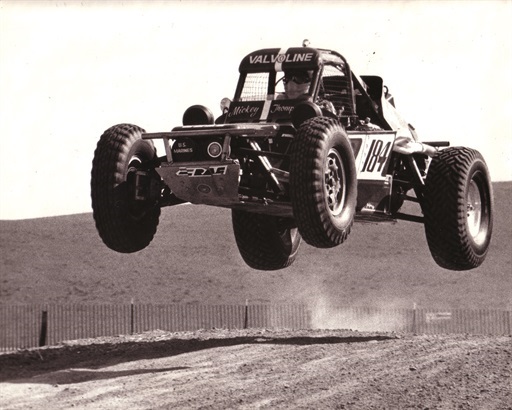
[{"xmin": 1, "ymin": 304, "xmax": 510, "ymax": 351}]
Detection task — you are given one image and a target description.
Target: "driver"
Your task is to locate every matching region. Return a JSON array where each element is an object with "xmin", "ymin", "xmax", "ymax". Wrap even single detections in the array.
[
  {"xmin": 279, "ymin": 70, "xmax": 312, "ymax": 99},
  {"xmin": 277, "ymin": 69, "xmax": 336, "ymax": 115}
]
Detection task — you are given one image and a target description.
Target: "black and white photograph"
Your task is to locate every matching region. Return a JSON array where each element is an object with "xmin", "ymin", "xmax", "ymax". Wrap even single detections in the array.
[{"xmin": 1, "ymin": 1, "xmax": 511, "ymax": 408}]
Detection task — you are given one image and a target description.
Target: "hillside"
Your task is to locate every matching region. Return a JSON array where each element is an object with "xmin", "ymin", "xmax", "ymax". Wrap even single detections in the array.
[{"xmin": 1, "ymin": 182, "xmax": 511, "ymax": 310}]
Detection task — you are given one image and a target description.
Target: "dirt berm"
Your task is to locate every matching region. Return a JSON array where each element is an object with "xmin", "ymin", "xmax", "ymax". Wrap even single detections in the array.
[{"xmin": 1, "ymin": 329, "xmax": 510, "ymax": 409}]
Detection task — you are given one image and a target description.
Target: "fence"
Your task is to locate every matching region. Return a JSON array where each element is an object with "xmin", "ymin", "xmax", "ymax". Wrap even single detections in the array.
[{"xmin": 1, "ymin": 304, "xmax": 510, "ymax": 352}]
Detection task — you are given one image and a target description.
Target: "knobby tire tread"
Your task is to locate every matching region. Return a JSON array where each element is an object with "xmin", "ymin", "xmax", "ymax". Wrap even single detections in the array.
[
  {"xmin": 91, "ymin": 124, "xmax": 160, "ymax": 253},
  {"xmin": 423, "ymin": 147, "xmax": 492, "ymax": 270},
  {"xmin": 290, "ymin": 117, "xmax": 356, "ymax": 248},
  {"xmin": 232, "ymin": 210, "xmax": 300, "ymax": 271}
]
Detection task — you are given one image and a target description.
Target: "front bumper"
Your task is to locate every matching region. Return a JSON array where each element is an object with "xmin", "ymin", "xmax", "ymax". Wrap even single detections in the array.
[{"xmin": 143, "ymin": 123, "xmax": 280, "ymax": 163}]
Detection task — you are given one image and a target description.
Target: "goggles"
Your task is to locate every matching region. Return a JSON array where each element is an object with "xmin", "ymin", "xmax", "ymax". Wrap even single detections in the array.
[{"xmin": 283, "ymin": 74, "xmax": 311, "ymax": 85}]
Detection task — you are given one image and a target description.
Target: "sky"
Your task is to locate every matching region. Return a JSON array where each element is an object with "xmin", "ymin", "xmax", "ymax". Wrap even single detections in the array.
[{"xmin": 0, "ymin": 0, "xmax": 511, "ymax": 220}]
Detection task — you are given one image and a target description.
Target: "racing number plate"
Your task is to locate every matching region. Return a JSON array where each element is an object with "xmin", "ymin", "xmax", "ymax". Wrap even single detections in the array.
[{"xmin": 350, "ymin": 132, "xmax": 396, "ymax": 180}]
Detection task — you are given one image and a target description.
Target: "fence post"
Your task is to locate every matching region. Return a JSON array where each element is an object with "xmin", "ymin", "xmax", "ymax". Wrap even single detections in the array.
[
  {"xmin": 130, "ymin": 299, "xmax": 134, "ymax": 335},
  {"xmin": 244, "ymin": 299, "xmax": 249, "ymax": 329},
  {"xmin": 39, "ymin": 310, "xmax": 48, "ymax": 347},
  {"xmin": 412, "ymin": 303, "xmax": 417, "ymax": 334}
]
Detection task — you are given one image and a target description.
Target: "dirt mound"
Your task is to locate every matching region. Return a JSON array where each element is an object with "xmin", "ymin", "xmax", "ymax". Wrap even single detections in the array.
[{"xmin": 1, "ymin": 329, "xmax": 510, "ymax": 409}]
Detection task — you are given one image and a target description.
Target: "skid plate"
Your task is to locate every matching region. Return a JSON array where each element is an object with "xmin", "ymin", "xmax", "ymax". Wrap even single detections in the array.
[{"xmin": 157, "ymin": 160, "xmax": 241, "ymax": 206}]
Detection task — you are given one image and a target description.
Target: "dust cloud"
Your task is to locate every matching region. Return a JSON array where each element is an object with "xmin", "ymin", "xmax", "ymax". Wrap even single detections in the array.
[{"xmin": 309, "ymin": 296, "xmax": 411, "ymax": 332}]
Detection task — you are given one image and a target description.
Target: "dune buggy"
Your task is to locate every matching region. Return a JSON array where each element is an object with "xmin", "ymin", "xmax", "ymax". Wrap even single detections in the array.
[{"xmin": 91, "ymin": 41, "xmax": 493, "ymax": 271}]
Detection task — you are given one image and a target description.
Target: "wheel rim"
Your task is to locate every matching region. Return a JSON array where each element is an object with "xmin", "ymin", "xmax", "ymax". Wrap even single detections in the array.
[
  {"xmin": 324, "ymin": 148, "xmax": 346, "ymax": 217},
  {"xmin": 125, "ymin": 154, "xmax": 151, "ymax": 218},
  {"xmin": 466, "ymin": 175, "xmax": 487, "ymax": 246},
  {"xmin": 127, "ymin": 155, "xmax": 143, "ymax": 175}
]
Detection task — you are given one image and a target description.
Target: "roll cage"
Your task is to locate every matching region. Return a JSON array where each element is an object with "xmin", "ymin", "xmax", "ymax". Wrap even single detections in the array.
[{"xmin": 228, "ymin": 46, "xmax": 390, "ymax": 130}]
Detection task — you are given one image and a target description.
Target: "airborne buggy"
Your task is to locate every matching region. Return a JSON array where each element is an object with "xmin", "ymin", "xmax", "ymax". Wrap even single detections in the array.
[{"xmin": 91, "ymin": 42, "xmax": 493, "ymax": 271}]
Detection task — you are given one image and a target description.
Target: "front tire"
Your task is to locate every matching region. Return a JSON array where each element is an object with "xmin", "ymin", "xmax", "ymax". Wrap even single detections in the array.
[
  {"xmin": 423, "ymin": 147, "xmax": 493, "ymax": 270},
  {"xmin": 289, "ymin": 117, "xmax": 357, "ymax": 248},
  {"xmin": 91, "ymin": 124, "xmax": 161, "ymax": 253},
  {"xmin": 232, "ymin": 210, "xmax": 301, "ymax": 270}
]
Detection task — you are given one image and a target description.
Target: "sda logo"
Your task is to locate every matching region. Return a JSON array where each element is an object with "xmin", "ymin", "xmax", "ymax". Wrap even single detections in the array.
[{"xmin": 176, "ymin": 166, "xmax": 228, "ymax": 177}]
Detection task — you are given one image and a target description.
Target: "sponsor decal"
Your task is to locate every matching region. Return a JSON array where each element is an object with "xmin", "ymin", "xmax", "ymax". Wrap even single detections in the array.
[
  {"xmin": 270, "ymin": 103, "xmax": 295, "ymax": 114},
  {"xmin": 249, "ymin": 52, "xmax": 314, "ymax": 64},
  {"xmin": 172, "ymin": 140, "xmax": 196, "ymax": 155},
  {"xmin": 228, "ymin": 104, "xmax": 261, "ymax": 118},
  {"xmin": 176, "ymin": 165, "xmax": 228, "ymax": 177}
]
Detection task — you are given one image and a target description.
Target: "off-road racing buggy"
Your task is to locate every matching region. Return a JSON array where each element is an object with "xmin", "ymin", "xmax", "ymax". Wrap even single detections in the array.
[{"xmin": 91, "ymin": 41, "xmax": 493, "ymax": 271}]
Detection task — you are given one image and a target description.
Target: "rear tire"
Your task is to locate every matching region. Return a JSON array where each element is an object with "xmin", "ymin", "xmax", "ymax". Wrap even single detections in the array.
[
  {"xmin": 232, "ymin": 210, "xmax": 301, "ymax": 270},
  {"xmin": 289, "ymin": 117, "xmax": 357, "ymax": 248},
  {"xmin": 91, "ymin": 124, "xmax": 161, "ymax": 253},
  {"xmin": 423, "ymin": 147, "xmax": 493, "ymax": 270}
]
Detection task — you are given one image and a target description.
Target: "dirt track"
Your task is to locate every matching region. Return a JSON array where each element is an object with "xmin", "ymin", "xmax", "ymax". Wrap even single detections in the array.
[{"xmin": 1, "ymin": 329, "xmax": 510, "ymax": 409}]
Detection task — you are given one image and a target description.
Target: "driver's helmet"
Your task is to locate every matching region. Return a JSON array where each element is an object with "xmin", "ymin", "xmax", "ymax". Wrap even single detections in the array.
[{"xmin": 283, "ymin": 70, "xmax": 313, "ymax": 99}]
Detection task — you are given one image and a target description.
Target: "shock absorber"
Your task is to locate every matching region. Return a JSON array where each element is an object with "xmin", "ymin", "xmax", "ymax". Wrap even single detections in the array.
[{"xmin": 248, "ymin": 140, "xmax": 284, "ymax": 193}]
